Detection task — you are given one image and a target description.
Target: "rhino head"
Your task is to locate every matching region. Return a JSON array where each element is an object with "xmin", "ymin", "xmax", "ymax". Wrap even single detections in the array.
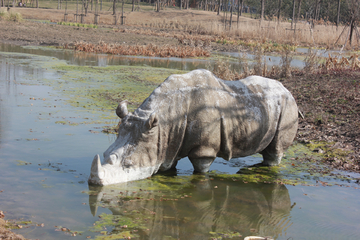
[{"xmin": 88, "ymin": 101, "xmax": 160, "ymax": 186}]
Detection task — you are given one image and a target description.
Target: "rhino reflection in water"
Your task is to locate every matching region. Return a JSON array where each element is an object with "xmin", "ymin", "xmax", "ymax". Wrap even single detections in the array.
[
  {"xmin": 88, "ymin": 178, "xmax": 292, "ymax": 239},
  {"xmin": 89, "ymin": 69, "xmax": 298, "ymax": 185}
]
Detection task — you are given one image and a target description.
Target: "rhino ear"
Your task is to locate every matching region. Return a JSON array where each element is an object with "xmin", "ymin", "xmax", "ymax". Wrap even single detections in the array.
[
  {"xmin": 146, "ymin": 112, "xmax": 159, "ymax": 130},
  {"xmin": 116, "ymin": 100, "xmax": 129, "ymax": 119}
]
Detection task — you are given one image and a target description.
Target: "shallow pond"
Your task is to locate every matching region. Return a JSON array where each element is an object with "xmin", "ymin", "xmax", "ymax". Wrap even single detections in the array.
[{"xmin": 0, "ymin": 45, "xmax": 359, "ymax": 240}]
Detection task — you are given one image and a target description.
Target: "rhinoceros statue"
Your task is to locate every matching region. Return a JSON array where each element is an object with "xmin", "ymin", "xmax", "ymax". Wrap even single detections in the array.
[{"xmin": 89, "ymin": 69, "xmax": 298, "ymax": 185}]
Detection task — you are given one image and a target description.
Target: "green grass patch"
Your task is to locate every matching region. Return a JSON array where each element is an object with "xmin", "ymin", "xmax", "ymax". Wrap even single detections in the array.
[{"xmin": 58, "ymin": 21, "xmax": 98, "ymax": 28}]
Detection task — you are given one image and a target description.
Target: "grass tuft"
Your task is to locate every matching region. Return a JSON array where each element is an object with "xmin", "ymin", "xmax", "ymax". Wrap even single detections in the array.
[{"xmin": 0, "ymin": 10, "xmax": 23, "ymax": 22}]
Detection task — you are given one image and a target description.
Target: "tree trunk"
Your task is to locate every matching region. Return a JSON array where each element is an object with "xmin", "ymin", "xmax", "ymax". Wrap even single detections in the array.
[
  {"xmin": 237, "ymin": 0, "xmax": 240, "ymax": 26},
  {"xmin": 223, "ymin": 0, "xmax": 227, "ymax": 28},
  {"xmin": 314, "ymin": 0, "xmax": 319, "ymax": 21},
  {"xmin": 12, "ymin": 0, "xmax": 15, "ymax": 7},
  {"xmin": 277, "ymin": 0, "xmax": 281, "ymax": 24},
  {"xmin": 113, "ymin": 0, "xmax": 116, "ymax": 15},
  {"xmin": 217, "ymin": 0, "xmax": 220, "ymax": 15},
  {"xmin": 157, "ymin": 0, "xmax": 160, "ymax": 12},
  {"xmin": 260, "ymin": 0, "xmax": 264, "ymax": 25},
  {"xmin": 240, "ymin": 0, "xmax": 243, "ymax": 16},
  {"xmin": 132, "ymin": 0, "xmax": 134, "ymax": 11},
  {"xmin": 291, "ymin": 0, "xmax": 296, "ymax": 28},
  {"xmin": 295, "ymin": 0, "xmax": 302, "ymax": 29},
  {"xmin": 349, "ymin": 19, "xmax": 355, "ymax": 46},
  {"xmin": 58, "ymin": 0, "xmax": 60, "ymax": 9},
  {"xmin": 297, "ymin": 0, "xmax": 301, "ymax": 20},
  {"xmin": 36, "ymin": 0, "xmax": 38, "ymax": 8},
  {"xmin": 336, "ymin": 0, "xmax": 341, "ymax": 27},
  {"xmin": 84, "ymin": 0, "xmax": 88, "ymax": 15},
  {"xmin": 229, "ymin": 4, "xmax": 233, "ymax": 30},
  {"xmin": 121, "ymin": 0, "xmax": 124, "ymax": 24}
]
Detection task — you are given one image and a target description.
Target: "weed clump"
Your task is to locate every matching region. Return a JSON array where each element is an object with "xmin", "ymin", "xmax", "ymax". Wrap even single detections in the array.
[
  {"xmin": 58, "ymin": 21, "xmax": 98, "ymax": 29},
  {"xmin": 0, "ymin": 10, "xmax": 23, "ymax": 22}
]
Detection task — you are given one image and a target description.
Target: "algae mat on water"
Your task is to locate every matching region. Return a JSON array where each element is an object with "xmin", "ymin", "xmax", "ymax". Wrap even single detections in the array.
[{"xmin": 52, "ymin": 65, "xmax": 185, "ymax": 116}]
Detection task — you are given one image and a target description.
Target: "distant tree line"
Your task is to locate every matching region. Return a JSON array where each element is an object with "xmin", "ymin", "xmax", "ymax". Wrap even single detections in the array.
[
  {"xmin": 2, "ymin": 0, "xmax": 357, "ymax": 26},
  {"xmin": 139, "ymin": 0, "xmax": 358, "ymax": 26}
]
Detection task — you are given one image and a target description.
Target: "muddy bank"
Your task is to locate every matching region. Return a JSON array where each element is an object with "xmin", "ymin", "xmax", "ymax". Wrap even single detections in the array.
[
  {"xmin": 0, "ymin": 216, "xmax": 27, "ymax": 240},
  {"xmin": 281, "ymin": 70, "xmax": 360, "ymax": 173}
]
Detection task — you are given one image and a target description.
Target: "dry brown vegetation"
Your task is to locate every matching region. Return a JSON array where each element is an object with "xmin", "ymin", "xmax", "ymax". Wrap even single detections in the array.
[
  {"xmin": 8, "ymin": 7, "xmax": 359, "ymax": 50},
  {"xmin": 68, "ymin": 41, "xmax": 210, "ymax": 58}
]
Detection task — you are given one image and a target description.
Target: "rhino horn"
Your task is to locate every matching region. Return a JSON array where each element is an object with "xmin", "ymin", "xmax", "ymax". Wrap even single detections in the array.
[
  {"xmin": 91, "ymin": 154, "xmax": 105, "ymax": 179},
  {"xmin": 116, "ymin": 100, "xmax": 129, "ymax": 119}
]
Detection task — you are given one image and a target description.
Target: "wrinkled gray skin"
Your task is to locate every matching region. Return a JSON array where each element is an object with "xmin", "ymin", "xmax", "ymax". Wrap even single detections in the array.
[{"xmin": 89, "ymin": 69, "xmax": 298, "ymax": 185}]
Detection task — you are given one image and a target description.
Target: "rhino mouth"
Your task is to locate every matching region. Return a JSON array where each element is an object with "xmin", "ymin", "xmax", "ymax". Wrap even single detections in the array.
[{"xmin": 88, "ymin": 154, "xmax": 159, "ymax": 186}]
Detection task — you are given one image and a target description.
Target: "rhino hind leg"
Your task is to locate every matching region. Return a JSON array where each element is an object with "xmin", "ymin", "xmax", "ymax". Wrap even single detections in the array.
[
  {"xmin": 261, "ymin": 108, "xmax": 298, "ymax": 166},
  {"xmin": 190, "ymin": 157, "xmax": 215, "ymax": 173},
  {"xmin": 261, "ymin": 150, "xmax": 283, "ymax": 166}
]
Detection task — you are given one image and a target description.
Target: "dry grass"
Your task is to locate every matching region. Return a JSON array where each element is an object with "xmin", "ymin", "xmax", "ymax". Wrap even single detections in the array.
[
  {"xmin": 68, "ymin": 41, "xmax": 210, "ymax": 58},
  {"xmin": 209, "ymin": 48, "xmax": 360, "ymax": 81},
  {"xmin": 10, "ymin": 7, "xmax": 357, "ymax": 49},
  {"xmin": 0, "ymin": 10, "xmax": 23, "ymax": 22},
  {"xmin": 133, "ymin": 13, "xmax": 351, "ymax": 49}
]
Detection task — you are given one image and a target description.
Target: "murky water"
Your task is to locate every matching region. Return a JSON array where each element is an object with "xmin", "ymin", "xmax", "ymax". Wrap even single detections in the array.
[
  {"xmin": 0, "ymin": 45, "xmax": 360, "ymax": 240},
  {"xmin": 0, "ymin": 43, "xmax": 210, "ymax": 70}
]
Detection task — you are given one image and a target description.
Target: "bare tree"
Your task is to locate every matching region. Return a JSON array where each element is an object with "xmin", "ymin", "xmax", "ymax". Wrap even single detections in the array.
[
  {"xmin": 113, "ymin": 0, "xmax": 116, "ymax": 15},
  {"xmin": 291, "ymin": 0, "xmax": 296, "ymax": 28},
  {"xmin": 260, "ymin": 0, "xmax": 265, "ymax": 24},
  {"xmin": 314, "ymin": 0, "xmax": 320, "ymax": 21},
  {"xmin": 295, "ymin": 0, "xmax": 302, "ymax": 29},
  {"xmin": 348, "ymin": 0, "xmax": 360, "ymax": 45},
  {"xmin": 278, "ymin": 0, "xmax": 282, "ymax": 24},
  {"xmin": 229, "ymin": 1, "xmax": 233, "ymax": 29},
  {"xmin": 83, "ymin": 0, "xmax": 89, "ymax": 15},
  {"xmin": 217, "ymin": 0, "xmax": 220, "ymax": 15},
  {"xmin": 132, "ymin": 0, "xmax": 135, "ymax": 11},
  {"xmin": 237, "ymin": 0, "xmax": 241, "ymax": 26},
  {"xmin": 337, "ymin": 0, "xmax": 341, "ymax": 26}
]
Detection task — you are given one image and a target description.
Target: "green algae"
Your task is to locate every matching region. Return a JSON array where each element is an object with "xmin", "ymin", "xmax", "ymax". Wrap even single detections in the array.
[
  {"xmin": 51, "ymin": 64, "xmax": 185, "ymax": 120},
  {"xmin": 16, "ymin": 160, "xmax": 30, "ymax": 166},
  {"xmin": 209, "ymin": 231, "xmax": 242, "ymax": 239},
  {"xmin": 207, "ymin": 142, "xmax": 357, "ymax": 186},
  {"xmin": 91, "ymin": 213, "xmax": 145, "ymax": 239},
  {"xmin": 306, "ymin": 140, "xmax": 353, "ymax": 159}
]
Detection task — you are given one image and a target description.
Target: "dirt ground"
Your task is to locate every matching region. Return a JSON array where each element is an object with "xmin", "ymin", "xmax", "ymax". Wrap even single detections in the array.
[
  {"xmin": 0, "ymin": 7, "xmax": 359, "ymax": 239},
  {"xmin": 0, "ymin": 7, "xmax": 245, "ymax": 52}
]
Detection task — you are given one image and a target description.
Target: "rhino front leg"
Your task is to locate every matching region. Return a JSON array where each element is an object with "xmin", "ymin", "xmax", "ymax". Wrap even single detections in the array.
[{"xmin": 189, "ymin": 157, "xmax": 215, "ymax": 173}]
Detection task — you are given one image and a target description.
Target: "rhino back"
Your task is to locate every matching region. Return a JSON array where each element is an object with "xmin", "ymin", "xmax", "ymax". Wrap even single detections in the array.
[{"xmin": 134, "ymin": 70, "xmax": 295, "ymax": 166}]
